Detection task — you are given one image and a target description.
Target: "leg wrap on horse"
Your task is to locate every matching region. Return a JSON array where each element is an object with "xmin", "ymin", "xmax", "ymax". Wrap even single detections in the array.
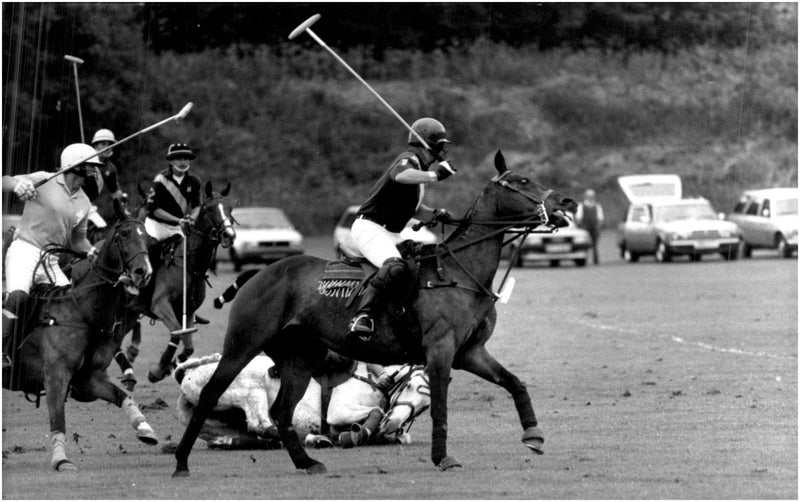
[{"xmin": 50, "ymin": 432, "xmax": 75, "ymax": 471}]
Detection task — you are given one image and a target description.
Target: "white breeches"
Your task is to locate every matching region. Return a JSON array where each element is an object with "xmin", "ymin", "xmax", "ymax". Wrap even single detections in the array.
[
  {"xmin": 4, "ymin": 239, "xmax": 69, "ymax": 293},
  {"xmin": 350, "ymin": 218, "xmax": 402, "ymax": 267},
  {"xmin": 145, "ymin": 217, "xmax": 182, "ymax": 241}
]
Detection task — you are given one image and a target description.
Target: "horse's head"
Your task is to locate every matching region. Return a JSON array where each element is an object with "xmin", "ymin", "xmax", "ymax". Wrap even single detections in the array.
[
  {"xmin": 378, "ymin": 365, "xmax": 430, "ymax": 438},
  {"xmin": 195, "ymin": 181, "xmax": 236, "ymax": 248},
  {"xmin": 101, "ymin": 199, "xmax": 152, "ymax": 294},
  {"xmin": 491, "ymin": 151, "xmax": 577, "ymax": 228}
]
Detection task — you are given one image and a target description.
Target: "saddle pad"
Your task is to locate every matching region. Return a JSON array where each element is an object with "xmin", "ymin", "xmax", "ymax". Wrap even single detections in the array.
[{"xmin": 317, "ymin": 261, "xmax": 373, "ymax": 299}]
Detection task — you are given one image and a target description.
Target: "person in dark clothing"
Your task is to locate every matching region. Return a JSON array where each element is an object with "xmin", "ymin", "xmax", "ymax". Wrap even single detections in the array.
[
  {"xmin": 85, "ymin": 128, "xmax": 126, "ymax": 241},
  {"xmin": 576, "ymin": 188, "xmax": 604, "ymax": 265},
  {"xmin": 347, "ymin": 117, "xmax": 457, "ymax": 342}
]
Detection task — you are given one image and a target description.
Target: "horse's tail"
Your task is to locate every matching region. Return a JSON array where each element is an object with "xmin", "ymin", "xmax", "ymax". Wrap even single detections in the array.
[
  {"xmin": 173, "ymin": 353, "xmax": 222, "ymax": 384},
  {"xmin": 213, "ymin": 269, "xmax": 259, "ymax": 309}
]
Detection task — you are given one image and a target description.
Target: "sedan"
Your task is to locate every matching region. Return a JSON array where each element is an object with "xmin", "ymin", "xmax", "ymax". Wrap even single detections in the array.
[
  {"xmin": 226, "ymin": 207, "xmax": 304, "ymax": 271},
  {"xmin": 508, "ymin": 219, "xmax": 592, "ymax": 267},
  {"xmin": 727, "ymin": 188, "xmax": 798, "ymax": 258},
  {"xmin": 333, "ymin": 205, "xmax": 438, "ymax": 258},
  {"xmin": 617, "ymin": 198, "xmax": 741, "ymax": 262}
]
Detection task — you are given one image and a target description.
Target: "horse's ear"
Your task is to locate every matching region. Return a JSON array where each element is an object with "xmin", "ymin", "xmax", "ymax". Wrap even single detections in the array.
[
  {"xmin": 221, "ymin": 181, "xmax": 231, "ymax": 197},
  {"xmin": 494, "ymin": 150, "xmax": 508, "ymax": 175},
  {"xmin": 205, "ymin": 181, "xmax": 213, "ymax": 198}
]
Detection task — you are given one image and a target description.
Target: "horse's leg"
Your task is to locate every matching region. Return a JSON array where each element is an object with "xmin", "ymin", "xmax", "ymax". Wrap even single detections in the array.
[
  {"xmin": 425, "ymin": 333, "xmax": 461, "ymax": 471},
  {"xmin": 173, "ymin": 345, "xmax": 263, "ymax": 477},
  {"xmin": 457, "ymin": 344, "xmax": 543, "ymax": 454},
  {"xmin": 148, "ymin": 293, "xmax": 187, "ymax": 382},
  {"xmin": 41, "ymin": 329, "xmax": 83, "ymax": 472},
  {"xmin": 76, "ymin": 369, "xmax": 159, "ymax": 445},
  {"xmin": 125, "ymin": 320, "xmax": 142, "ymax": 362},
  {"xmin": 270, "ymin": 351, "xmax": 328, "ymax": 474},
  {"xmin": 113, "ymin": 347, "xmax": 137, "ymax": 392},
  {"xmin": 177, "ymin": 331, "xmax": 194, "ymax": 364}
]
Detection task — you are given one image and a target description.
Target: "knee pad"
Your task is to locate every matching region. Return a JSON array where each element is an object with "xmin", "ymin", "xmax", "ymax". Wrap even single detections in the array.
[{"xmin": 373, "ymin": 258, "xmax": 410, "ymax": 290}]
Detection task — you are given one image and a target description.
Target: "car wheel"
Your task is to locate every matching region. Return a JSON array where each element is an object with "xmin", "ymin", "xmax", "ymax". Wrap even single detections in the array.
[
  {"xmin": 622, "ymin": 247, "xmax": 639, "ymax": 263},
  {"xmin": 740, "ymin": 240, "xmax": 752, "ymax": 258},
  {"xmin": 655, "ymin": 240, "xmax": 672, "ymax": 263},
  {"xmin": 690, "ymin": 254, "xmax": 701, "ymax": 262},
  {"xmin": 776, "ymin": 234, "xmax": 792, "ymax": 258},
  {"xmin": 575, "ymin": 258, "xmax": 587, "ymax": 267},
  {"xmin": 549, "ymin": 260, "xmax": 560, "ymax": 267},
  {"xmin": 721, "ymin": 247, "xmax": 738, "ymax": 261}
]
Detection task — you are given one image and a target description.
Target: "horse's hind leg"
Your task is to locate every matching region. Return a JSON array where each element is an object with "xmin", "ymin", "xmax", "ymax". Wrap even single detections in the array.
[
  {"xmin": 457, "ymin": 344, "xmax": 543, "ymax": 454},
  {"xmin": 271, "ymin": 349, "xmax": 327, "ymax": 474}
]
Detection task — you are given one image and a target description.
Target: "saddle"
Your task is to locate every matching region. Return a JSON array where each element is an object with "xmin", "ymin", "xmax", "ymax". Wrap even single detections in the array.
[{"xmin": 148, "ymin": 234, "xmax": 183, "ymax": 270}]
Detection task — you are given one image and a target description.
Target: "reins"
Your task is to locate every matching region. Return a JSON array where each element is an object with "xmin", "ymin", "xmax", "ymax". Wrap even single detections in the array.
[{"xmin": 415, "ymin": 171, "xmax": 559, "ymax": 301}]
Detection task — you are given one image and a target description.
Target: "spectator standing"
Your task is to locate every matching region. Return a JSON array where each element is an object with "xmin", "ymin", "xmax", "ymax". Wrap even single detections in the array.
[{"xmin": 576, "ymin": 188, "xmax": 604, "ymax": 265}]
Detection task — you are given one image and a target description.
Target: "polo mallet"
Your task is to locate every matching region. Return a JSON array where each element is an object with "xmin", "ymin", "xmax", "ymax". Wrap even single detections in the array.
[
  {"xmin": 174, "ymin": 226, "xmax": 197, "ymax": 336},
  {"xmin": 289, "ymin": 14, "xmax": 433, "ymax": 151},
  {"xmin": 64, "ymin": 55, "xmax": 85, "ymax": 142},
  {"xmin": 34, "ymin": 102, "xmax": 194, "ymax": 188}
]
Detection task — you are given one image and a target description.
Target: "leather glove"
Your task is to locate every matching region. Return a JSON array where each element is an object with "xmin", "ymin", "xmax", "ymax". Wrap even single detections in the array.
[
  {"xmin": 179, "ymin": 218, "xmax": 193, "ymax": 235},
  {"xmin": 13, "ymin": 179, "xmax": 37, "ymax": 201},
  {"xmin": 375, "ymin": 373, "xmax": 394, "ymax": 393},
  {"xmin": 433, "ymin": 208, "xmax": 452, "ymax": 222},
  {"xmin": 433, "ymin": 160, "xmax": 457, "ymax": 181}
]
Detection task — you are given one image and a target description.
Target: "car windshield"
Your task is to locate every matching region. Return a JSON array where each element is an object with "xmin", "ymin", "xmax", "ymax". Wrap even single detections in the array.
[
  {"xmin": 233, "ymin": 208, "xmax": 293, "ymax": 229},
  {"xmin": 775, "ymin": 198, "xmax": 798, "ymax": 216},
  {"xmin": 654, "ymin": 202, "xmax": 716, "ymax": 222}
]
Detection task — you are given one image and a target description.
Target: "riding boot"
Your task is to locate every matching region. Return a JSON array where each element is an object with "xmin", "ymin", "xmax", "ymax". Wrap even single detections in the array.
[
  {"xmin": 2, "ymin": 291, "xmax": 29, "ymax": 369},
  {"xmin": 338, "ymin": 408, "xmax": 384, "ymax": 448},
  {"xmin": 347, "ymin": 257, "xmax": 412, "ymax": 343}
]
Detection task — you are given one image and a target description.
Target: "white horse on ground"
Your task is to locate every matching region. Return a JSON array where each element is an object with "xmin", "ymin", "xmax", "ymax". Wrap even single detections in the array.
[{"xmin": 173, "ymin": 353, "xmax": 430, "ymax": 449}]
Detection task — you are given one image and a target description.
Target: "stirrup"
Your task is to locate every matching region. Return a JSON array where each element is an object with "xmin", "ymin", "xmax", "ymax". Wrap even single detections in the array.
[{"xmin": 347, "ymin": 314, "xmax": 374, "ymax": 342}]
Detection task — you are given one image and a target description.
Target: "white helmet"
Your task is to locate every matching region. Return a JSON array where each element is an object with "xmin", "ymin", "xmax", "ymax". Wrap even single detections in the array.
[
  {"xmin": 60, "ymin": 143, "xmax": 104, "ymax": 169},
  {"xmin": 91, "ymin": 128, "xmax": 116, "ymax": 145}
]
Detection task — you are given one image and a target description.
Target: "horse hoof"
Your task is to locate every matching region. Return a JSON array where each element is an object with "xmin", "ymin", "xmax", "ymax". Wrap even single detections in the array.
[
  {"xmin": 147, "ymin": 364, "xmax": 170, "ymax": 383},
  {"xmin": 172, "ymin": 468, "xmax": 190, "ymax": 478},
  {"xmin": 137, "ymin": 428, "xmax": 159, "ymax": 445},
  {"xmin": 306, "ymin": 463, "xmax": 327, "ymax": 475},
  {"xmin": 521, "ymin": 426, "xmax": 545, "ymax": 455},
  {"xmin": 121, "ymin": 377, "xmax": 137, "ymax": 393},
  {"xmin": 436, "ymin": 456, "xmax": 462, "ymax": 471},
  {"xmin": 53, "ymin": 459, "xmax": 77, "ymax": 472}
]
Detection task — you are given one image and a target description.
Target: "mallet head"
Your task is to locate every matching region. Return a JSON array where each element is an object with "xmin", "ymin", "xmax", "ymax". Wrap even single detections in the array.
[
  {"xmin": 176, "ymin": 102, "xmax": 194, "ymax": 122},
  {"xmin": 289, "ymin": 13, "xmax": 321, "ymax": 40},
  {"xmin": 64, "ymin": 55, "xmax": 84, "ymax": 65}
]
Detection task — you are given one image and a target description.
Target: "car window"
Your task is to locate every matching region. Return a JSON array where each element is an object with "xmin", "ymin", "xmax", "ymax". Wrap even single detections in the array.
[
  {"xmin": 630, "ymin": 205, "xmax": 649, "ymax": 223},
  {"xmin": 745, "ymin": 200, "xmax": 760, "ymax": 216},
  {"xmin": 732, "ymin": 199, "xmax": 747, "ymax": 214},
  {"xmin": 234, "ymin": 209, "xmax": 293, "ymax": 229},
  {"xmin": 654, "ymin": 202, "xmax": 716, "ymax": 222},
  {"xmin": 775, "ymin": 198, "xmax": 798, "ymax": 216}
]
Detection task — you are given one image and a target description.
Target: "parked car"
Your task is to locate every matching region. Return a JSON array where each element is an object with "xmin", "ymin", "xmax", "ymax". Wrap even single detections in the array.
[
  {"xmin": 727, "ymin": 187, "xmax": 798, "ymax": 258},
  {"xmin": 616, "ymin": 174, "xmax": 741, "ymax": 262},
  {"xmin": 508, "ymin": 219, "xmax": 592, "ymax": 267},
  {"xmin": 226, "ymin": 207, "xmax": 304, "ymax": 271},
  {"xmin": 333, "ymin": 205, "xmax": 439, "ymax": 258}
]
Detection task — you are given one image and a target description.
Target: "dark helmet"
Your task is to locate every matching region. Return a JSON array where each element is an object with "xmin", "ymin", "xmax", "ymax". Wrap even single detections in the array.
[
  {"xmin": 166, "ymin": 143, "xmax": 196, "ymax": 161},
  {"xmin": 408, "ymin": 118, "xmax": 450, "ymax": 148}
]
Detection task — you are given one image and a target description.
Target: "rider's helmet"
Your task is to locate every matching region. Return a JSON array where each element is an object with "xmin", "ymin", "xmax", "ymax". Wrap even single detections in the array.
[
  {"xmin": 61, "ymin": 143, "xmax": 103, "ymax": 177},
  {"xmin": 91, "ymin": 129, "xmax": 116, "ymax": 146},
  {"xmin": 408, "ymin": 118, "xmax": 450, "ymax": 150},
  {"xmin": 166, "ymin": 143, "xmax": 195, "ymax": 173}
]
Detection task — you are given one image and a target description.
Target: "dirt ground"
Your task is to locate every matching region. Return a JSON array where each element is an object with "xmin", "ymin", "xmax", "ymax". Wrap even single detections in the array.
[{"xmin": 2, "ymin": 233, "xmax": 797, "ymax": 499}]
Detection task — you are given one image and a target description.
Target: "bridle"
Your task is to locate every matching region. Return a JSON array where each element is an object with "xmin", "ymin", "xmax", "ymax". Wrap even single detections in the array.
[
  {"xmin": 380, "ymin": 365, "xmax": 430, "ymax": 434},
  {"xmin": 189, "ymin": 195, "xmax": 235, "ymax": 246},
  {"xmin": 418, "ymin": 171, "xmax": 560, "ymax": 300}
]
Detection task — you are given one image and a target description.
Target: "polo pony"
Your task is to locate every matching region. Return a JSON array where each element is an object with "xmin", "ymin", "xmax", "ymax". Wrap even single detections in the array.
[
  {"xmin": 173, "ymin": 151, "xmax": 577, "ymax": 476},
  {"xmin": 2, "ymin": 200, "xmax": 156, "ymax": 471}
]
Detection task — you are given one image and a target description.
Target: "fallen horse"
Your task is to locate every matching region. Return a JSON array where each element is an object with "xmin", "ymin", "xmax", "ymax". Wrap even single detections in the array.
[{"xmin": 173, "ymin": 353, "xmax": 430, "ymax": 449}]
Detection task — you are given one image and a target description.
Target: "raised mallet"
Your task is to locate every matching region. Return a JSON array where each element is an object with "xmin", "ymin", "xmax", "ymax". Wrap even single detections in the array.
[
  {"xmin": 64, "ymin": 55, "xmax": 85, "ymax": 142},
  {"xmin": 35, "ymin": 102, "xmax": 194, "ymax": 188},
  {"xmin": 289, "ymin": 14, "xmax": 432, "ymax": 151}
]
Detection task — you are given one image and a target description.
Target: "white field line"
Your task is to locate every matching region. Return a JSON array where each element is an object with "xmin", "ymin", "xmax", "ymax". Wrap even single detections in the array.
[{"xmin": 573, "ymin": 319, "xmax": 794, "ymax": 360}]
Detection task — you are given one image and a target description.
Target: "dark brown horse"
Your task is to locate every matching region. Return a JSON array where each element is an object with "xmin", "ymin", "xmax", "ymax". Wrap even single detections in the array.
[
  {"xmin": 2, "ymin": 200, "xmax": 155, "ymax": 471},
  {"xmin": 122, "ymin": 182, "xmax": 236, "ymax": 383},
  {"xmin": 173, "ymin": 151, "xmax": 577, "ymax": 476}
]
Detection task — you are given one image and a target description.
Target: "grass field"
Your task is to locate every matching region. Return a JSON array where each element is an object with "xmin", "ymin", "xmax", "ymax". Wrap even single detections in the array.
[{"xmin": 2, "ymin": 234, "xmax": 796, "ymax": 499}]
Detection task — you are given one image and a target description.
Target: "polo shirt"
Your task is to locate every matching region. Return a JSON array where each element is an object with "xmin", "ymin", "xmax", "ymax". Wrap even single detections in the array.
[
  {"xmin": 13, "ymin": 172, "xmax": 90, "ymax": 248},
  {"xmin": 146, "ymin": 168, "xmax": 202, "ymax": 223},
  {"xmin": 357, "ymin": 150, "xmax": 426, "ymax": 233}
]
